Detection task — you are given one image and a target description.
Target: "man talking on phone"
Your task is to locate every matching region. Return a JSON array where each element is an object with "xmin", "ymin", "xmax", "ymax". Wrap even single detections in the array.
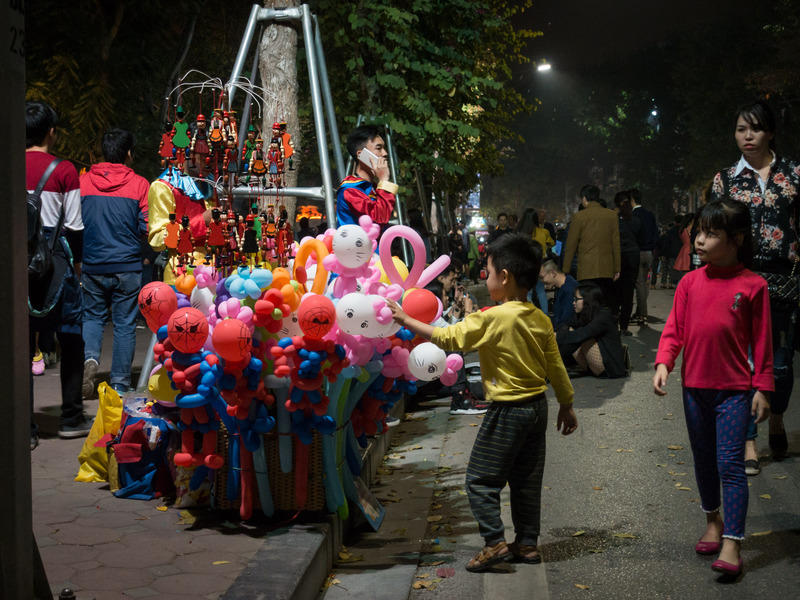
[{"xmin": 336, "ymin": 124, "xmax": 398, "ymax": 230}]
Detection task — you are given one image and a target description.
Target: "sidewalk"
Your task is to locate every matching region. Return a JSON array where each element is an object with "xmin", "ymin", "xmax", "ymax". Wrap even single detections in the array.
[{"xmin": 31, "ymin": 324, "xmax": 405, "ymax": 599}]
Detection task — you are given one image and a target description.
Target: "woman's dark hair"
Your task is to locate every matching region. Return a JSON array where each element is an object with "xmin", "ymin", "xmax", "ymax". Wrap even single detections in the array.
[
  {"xmin": 575, "ymin": 283, "xmax": 604, "ymax": 327},
  {"xmin": 486, "ymin": 233, "xmax": 541, "ymax": 290},
  {"xmin": 613, "ymin": 191, "xmax": 633, "ymax": 220},
  {"xmin": 424, "ymin": 279, "xmax": 445, "ymax": 302},
  {"xmin": 735, "ymin": 101, "xmax": 776, "ymax": 150},
  {"xmin": 682, "ymin": 212, "xmax": 695, "ymax": 229},
  {"xmin": 695, "ymin": 199, "xmax": 754, "ymax": 267},
  {"xmin": 516, "ymin": 207, "xmax": 540, "ymax": 236}
]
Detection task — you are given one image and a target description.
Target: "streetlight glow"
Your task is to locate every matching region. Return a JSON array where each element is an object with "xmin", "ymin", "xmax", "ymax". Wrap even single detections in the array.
[{"xmin": 537, "ymin": 63, "xmax": 552, "ymax": 72}]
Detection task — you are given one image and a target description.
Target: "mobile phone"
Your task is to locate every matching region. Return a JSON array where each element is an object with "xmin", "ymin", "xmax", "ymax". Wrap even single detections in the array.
[{"xmin": 358, "ymin": 147, "xmax": 381, "ymax": 169}]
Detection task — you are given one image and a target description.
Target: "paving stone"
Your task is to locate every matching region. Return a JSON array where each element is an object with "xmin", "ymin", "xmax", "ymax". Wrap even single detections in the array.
[
  {"xmin": 122, "ymin": 530, "xmax": 204, "ymax": 555},
  {"xmin": 150, "ymin": 573, "xmax": 230, "ymax": 596},
  {"xmin": 70, "ymin": 560, "xmax": 103, "ymax": 571},
  {"xmin": 170, "ymin": 551, "xmax": 247, "ymax": 575},
  {"xmin": 71, "ymin": 566, "xmax": 150, "ymax": 592},
  {"xmin": 41, "ymin": 562, "xmax": 75, "ymax": 584},
  {"xmin": 117, "ymin": 523, "xmax": 150, "ymax": 535},
  {"xmin": 51, "ymin": 522, "xmax": 123, "ymax": 546},
  {"xmin": 39, "ymin": 544, "xmax": 100, "ymax": 566},
  {"xmin": 122, "ymin": 586, "xmax": 161, "ymax": 598},
  {"xmin": 189, "ymin": 532, "xmax": 267, "ymax": 554},
  {"xmin": 75, "ymin": 509, "xmax": 150, "ymax": 529},
  {"xmin": 146, "ymin": 564, "xmax": 182, "ymax": 577},
  {"xmin": 92, "ymin": 541, "xmax": 175, "ymax": 569}
]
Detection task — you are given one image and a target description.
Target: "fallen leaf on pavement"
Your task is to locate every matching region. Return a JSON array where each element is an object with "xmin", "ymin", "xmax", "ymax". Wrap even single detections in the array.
[
  {"xmin": 412, "ymin": 581, "xmax": 431, "ymax": 589},
  {"xmin": 760, "ymin": 494, "xmax": 772, "ymax": 500},
  {"xmin": 470, "ymin": 423, "xmax": 478, "ymax": 427},
  {"xmin": 213, "ymin": 561, "xmax": 230, "ymax": 565},
  {"xmin": 420, "ymin": 561, "xmax": 444, "ymax": 566},
  {"xmin": 416, "ymin": 574, "xmax": 430, "ymax": 579},
  {"xmin": 668, "ymin": 445, "xmax": 683, "ymax": 450},
  {"xmin": 436, "ymin": 568, "xmax": 456, "ymax": 578},
  {"xmin": 677, "ymin": 487, "xmax": 691, "ymax": 491},
  {"xmin": 156, "ymin": 506, "xmax": 168, "ymax": 512},
  {"xmin": 427, "ymin": 515, "xmax": 443, "ymax": 522},
  {"xmin": 588, "ymin": 549, "xmax": 604, "ymax": 553},
  {"xmin": 751, "ymin": 530, "xmax": 772, "ymax": 537},
  {"xmin": 656, "ymin": 464, "xmax": 667, "ymax": 467},
  {"xmin": 773, "ymin": 475, "xmax": 787, "ymax": 480},
  {"xmin": 392, "ymin": 528, "xmax": 407, "ymax": 536},
  {"xmin": 616, "ymin": 448, "xmax": 633, "ymax": 452},
  {"xmin": 575, "ymin": 584, "xmax": 590, "ymax": 589},
  {"xmin": 573, "ymin": 530, "xmax": 586, "ymax": 537},
  {"xmin": 592, "ymin": 486, "xmax": 603, "ymax": 491}
]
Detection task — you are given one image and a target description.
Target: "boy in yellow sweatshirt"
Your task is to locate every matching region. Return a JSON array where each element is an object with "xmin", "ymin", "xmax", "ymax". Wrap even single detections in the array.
[{"xmin": 389, "ymin": 233, "xmax": 578, "ymax": 572}]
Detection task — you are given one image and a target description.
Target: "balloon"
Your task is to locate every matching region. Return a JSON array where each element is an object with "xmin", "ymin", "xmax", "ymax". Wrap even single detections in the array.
[
  {"xmin": 190, "ymin": 286, "xmax": 215, "ymax": 316},
  {"xmin": 138, "ymin": 282, "xmax": 178, "ymax": 333},
  {"xmin": 294, "ymin": 239, "xmax": 329, "ymax": 294},
  {"xmin": 332, "ymin": 225, "xmax": 372, "ymax": 269},
  {"xmin": 298, "ymin": 295, "xmax": 336, "ymax": 339},
  {"xmin": 148, "ymin": 368, "xmax": 178, "ymax": 406},
  {"xmin": 408, "ymin": 342, "xmax": 448, "ymax": 381},
  {"xmin": 280, "ymin": 310, "xmax": 303, "ymax": 338},
  {"xmin": 174, "ymin": 272, "xmax": 197, "ymax": 296},
  {"xmin": 212, "ymin": 318, "xmax": 253, "ymax": 362},
  {"xmin": 402, "ymin": 288, "xmax": 440, "ymax": 324},
  {"xmin": 336, "ymin": 293, "xmax": 379, "ymax": 336},
  {"xmin": 377, "ymin": 255, "xmax": 409, "ymax": 285},
  {"xmin": 167, "ymin": 307, "xmax": 209, "ymax": 354},
  {"xmin": 379, "ymin": 225, "xmax": 450, "ymax": 290}
]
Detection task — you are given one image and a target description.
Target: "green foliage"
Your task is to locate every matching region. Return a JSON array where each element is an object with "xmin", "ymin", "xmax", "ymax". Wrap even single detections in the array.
[{"xmin": 310, "ymin": 0, "xmax": 537, "ymax": 200}]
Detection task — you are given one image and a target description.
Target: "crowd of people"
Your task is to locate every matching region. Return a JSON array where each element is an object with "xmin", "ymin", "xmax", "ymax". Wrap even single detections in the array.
[{"xmin": 26, "ymin": 98, "xmax": 796, "ymax": 580}]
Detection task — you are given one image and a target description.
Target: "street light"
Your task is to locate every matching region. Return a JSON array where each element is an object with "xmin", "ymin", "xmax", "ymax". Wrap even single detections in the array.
[{"xmin": 537, "ymin": 62, "xmax": 552, "ymax": 72}]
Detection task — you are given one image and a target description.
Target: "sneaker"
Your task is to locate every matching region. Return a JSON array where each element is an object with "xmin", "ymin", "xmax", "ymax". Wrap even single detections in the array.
[
  {"xmin": 744, "ymin": 458, "xmax": 760, "ymax": 476},
  {"xmin": 32, "ymin": 351, "xmax": 45, "ymax": 376},
  {"xmin": 82, "ymin": 359, "xmax": 99, "ymax": 399},
  {"xmin": 385, "ymin": 416, "xmax": 401, "ymax": 427},
  {"xmin": 450, "ymin": 392, "xmax": 488, "ymax": 415},
  {"xmin": 58, "ymin": 418, "xmax": 94, "ymax": 439},
  {"xmin": 43, "ymin": 351, "xmax": 58, "ymax": 368},
  {"xmin": 31, "ymin": 433, "xmax": 39, "ymax": 451},
  {"xmin": 111, "ymin": 384, "xmax": 129, "ymax": 395}
]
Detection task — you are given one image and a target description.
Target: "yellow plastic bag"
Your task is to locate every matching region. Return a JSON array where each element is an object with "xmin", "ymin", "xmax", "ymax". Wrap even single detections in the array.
[{"xmin": 75, "ymin": 382, "xmax": 124, "ymax": 482}]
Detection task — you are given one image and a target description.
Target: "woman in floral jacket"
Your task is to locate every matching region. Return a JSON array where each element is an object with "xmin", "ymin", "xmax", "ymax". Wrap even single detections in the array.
[{"xmin": 711, "ymin": 101, "xmax": 800, "ymax": 472}]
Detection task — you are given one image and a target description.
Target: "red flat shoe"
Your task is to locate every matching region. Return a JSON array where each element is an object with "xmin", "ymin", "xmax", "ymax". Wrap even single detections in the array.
[
  {"xmin": 711, "ymin": 557, "xmax": 743, "ymax": 576},
  {"xmin": 695, "ymin": 539, "xmax": 722, "ymax": 555}
]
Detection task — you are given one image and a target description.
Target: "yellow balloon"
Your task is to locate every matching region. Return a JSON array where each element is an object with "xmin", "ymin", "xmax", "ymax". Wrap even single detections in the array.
[
  {"xmin": 378, "ymin": 255, "xmax": 409, "ymax": 285},
  {"xmin": 148, "ymin": 369, "xmax": 178, "ymax": 404}
]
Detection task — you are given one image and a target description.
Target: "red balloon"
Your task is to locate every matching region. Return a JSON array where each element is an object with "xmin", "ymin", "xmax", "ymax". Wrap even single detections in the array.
[
  {"xmin": 402, "ymin": 289, "xmax": 439, "ymax": 324},
  {"xmin": 167, "ymin": 308, "xmax": 209, "ymax": 354},
  {"xmin": 138, "ymin": 282, "xmax": 178, "ymax": 333},
  {"xmin": 212, "ymin": 318, "xmax": 252, "ymax": 361},
  {"xmin": 298, "ymin": 295, "xmax": 336, "ymax": 339}
]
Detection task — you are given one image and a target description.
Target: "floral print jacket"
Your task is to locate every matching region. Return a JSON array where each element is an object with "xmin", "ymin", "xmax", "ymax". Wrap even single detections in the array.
[{"xmin": 711, "ymin": 156, "xmax": 800, "ymax": 270}]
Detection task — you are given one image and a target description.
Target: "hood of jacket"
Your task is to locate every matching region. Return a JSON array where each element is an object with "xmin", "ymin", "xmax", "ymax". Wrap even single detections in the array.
[{"xmin": 86, "ymin": 162, "xmax": 135, "ymax": 193}]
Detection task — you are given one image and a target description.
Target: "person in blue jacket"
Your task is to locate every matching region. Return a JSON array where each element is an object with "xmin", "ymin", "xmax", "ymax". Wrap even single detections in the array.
[
  {"xmin": 538, "ymin": 259, "xmax": 578, "ymax": 333},
  {"xmin": 80, "ymin": 128, "xmax": 149, "ymax": 397}
]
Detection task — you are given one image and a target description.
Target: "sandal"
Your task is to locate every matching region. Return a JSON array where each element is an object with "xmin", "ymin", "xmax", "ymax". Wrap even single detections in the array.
[
  {"xmin": 465, "ymin": 541, "xmax": 510, "ymax": 572},
  {"xmin": 508, "ymin": 541, "xmax": 542, "ymax": 564}
]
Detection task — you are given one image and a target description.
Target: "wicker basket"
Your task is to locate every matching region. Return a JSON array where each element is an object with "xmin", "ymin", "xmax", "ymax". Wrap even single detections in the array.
[{"xmin": 213, "ymin": 427, "xmax": 325, "ymax": 512}]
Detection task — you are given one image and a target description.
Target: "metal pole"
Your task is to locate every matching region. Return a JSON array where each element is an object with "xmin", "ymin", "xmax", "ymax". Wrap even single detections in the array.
[
  {"xmin": 227, "ymin": 3, "xmax": 263, "ymax": 107},
  {"xmin": 313, "ymin": 15, "xmax": 345, "ymax": 182},
  {"xmin": 384, "ymin": 127, "xmax": 410, "ymax": 263},
  {"xmin": 135, "ymin": 333, "xmax": 158, "ymax": 393},
  {"xmin": 301, "ymin": 4, "xmax": 336, "ymax": 226},
  {"xmin": 231, "ymin": 185, "xmax": 326, "ymax": 201}
]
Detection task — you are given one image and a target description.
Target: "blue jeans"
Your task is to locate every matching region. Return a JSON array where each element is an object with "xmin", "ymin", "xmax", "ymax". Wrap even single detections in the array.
[
  {"xmin": 683, "ymin": 388, "xmax": 752, "ymax": 540},
  {"xmin": 82, "ymin": 271, "xmax": 141, "ymax": 388}
]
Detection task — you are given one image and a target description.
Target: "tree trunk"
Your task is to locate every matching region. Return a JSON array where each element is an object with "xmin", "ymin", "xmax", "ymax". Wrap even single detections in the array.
[{"xmin": 258, "ymin": 0, "xmax": 300, "ymax": 222}]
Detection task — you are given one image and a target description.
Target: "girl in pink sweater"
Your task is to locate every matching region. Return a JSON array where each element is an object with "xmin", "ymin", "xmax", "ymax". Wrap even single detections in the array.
[{"xmin": 653, "ymin": 199, "xmax": 773, "ymax": 578}]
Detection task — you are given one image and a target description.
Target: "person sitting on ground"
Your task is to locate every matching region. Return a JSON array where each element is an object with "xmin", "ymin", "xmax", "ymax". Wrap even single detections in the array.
[
  {"xmin": 437, "ymin": 261, "xmax": 478, "ymax": 323},
  {"xmin": 539, "ymin": 260, "xmax": 578, "ymax": 333},
  {"xmin": 295, "ymin": 216, "xmax": 315, "ymax": 241},
  {"xmin": 389, "ymin": 233, "xmax": 578, "ymax": 572},
  {"xmin": 556, "ymin": 283, "xmax": 627, "ymax": 378}
]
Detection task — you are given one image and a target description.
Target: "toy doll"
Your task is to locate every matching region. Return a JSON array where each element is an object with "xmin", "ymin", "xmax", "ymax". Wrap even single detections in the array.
[
  {"xmin": 248, "ymin": 137, "xmax": 267, "ymax": 186},
  {"xmin": 172, "ymin": 107, "xmax": 191, "ymax": 171},
  {"xmin": 266, "ymin": 141, "xmax": 282, "ymax": 188},
  {"xmin": 164, "ymin": 213, "xmax": 180, "ymax": 250},
  {"xmin": 159, "ymin": 121, "xmax": 175, "ymax": 170},
  {"xmin": 279, "ymin": 120, "xmax": 295, "ymax": 170},
  {"xmin": 190, "ymin": 114, "xmax": 209, "ymax": 168},
  {"xmin": 177, "ymin": 215, "xmax": 195, "ymax": 259}
]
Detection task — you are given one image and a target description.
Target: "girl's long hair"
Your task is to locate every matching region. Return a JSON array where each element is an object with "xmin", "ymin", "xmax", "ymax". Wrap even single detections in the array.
[
  {"xmin": 695, "ymin": 199, "xmax": 754, "ymax": 268},
  {"xmin": 575, "ymin": 283, "xmax": 604, "ymax": 327}
]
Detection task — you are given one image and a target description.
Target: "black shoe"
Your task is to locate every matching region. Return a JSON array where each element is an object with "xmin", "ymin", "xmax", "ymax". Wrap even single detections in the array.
[
  {"xmin": 450, "ymin": 392, "xmax": 488, "ymax": 415},
  {"xmin": 31, "ymin": 433, "xmax": 39, "ymax": 451},
  {"xmin": 58, "ymin": 418, "xmax": 94, "ymax": 439},
  {"xmin": 770, "ymin": 431, "xmax": 788, "ymax": 460}
]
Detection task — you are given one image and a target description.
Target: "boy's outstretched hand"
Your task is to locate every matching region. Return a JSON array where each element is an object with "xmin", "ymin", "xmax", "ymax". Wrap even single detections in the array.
[
  {"xmin": 386, "ymin": 298, "xmax": 434, "ymax": 341},
  {"xmin": 557, "ymin": 404, "xmax": 578, "ymax": 436}
]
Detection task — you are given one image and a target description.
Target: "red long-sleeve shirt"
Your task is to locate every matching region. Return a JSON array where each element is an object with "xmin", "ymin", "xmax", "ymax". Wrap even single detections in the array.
[{"xmin": 655, "ymin": 263, "xmax": 774, "ymax": 391}]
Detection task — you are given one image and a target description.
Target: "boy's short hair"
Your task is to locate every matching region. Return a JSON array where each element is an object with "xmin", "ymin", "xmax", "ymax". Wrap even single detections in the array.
[
  {"xmin": 487, "ymin": 233, "xmax": 541, "ymax": 290},
  {"xmin": 346, "ymin": 124, "xmax": 383, "ymax": 160},
  {"xmin": 102, "ymin": 128, "xmax": 136, "ymax": 164},
  {"xmin": 26, "ymin": 100, "xmax": 58, "ymax": 148}
]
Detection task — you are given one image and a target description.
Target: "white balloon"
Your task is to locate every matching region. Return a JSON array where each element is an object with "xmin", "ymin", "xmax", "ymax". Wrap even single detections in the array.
[
  {"xmin": 408, "ymin": 342, "xmax": 447, "ymax": 381},
  {"xmin": 280, "ymin": 310, "xmax": 303, "ymax": 338},
  {"xmin": 336, "ymin": 293, "xmax": 378, "ymax": 335},
  {"xmin": 332, "ymin": 225, "xmax": 372, "ymax": 269},
  {"xmin": 190, "ymin": 286, "xmax": 215, "ymax": 316}
]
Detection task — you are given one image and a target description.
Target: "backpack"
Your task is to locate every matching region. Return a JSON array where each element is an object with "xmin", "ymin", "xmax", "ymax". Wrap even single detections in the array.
[{"xmin": 27, "ymin": 159, "xmax": 69, "ymax": 317}]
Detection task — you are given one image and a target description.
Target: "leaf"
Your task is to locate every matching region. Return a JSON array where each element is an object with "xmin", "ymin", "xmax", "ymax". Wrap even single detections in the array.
[
  {"xmin": 760, "ymin": 494, "xmax": 772, "ymax": 500},
  {"xmin": 156, "ymin": 506, "xmax": 168, "ymax": 512},
  {"xmin": 338, "ymin": 553, "xmax": 365, "ymax": 563},
  {"xmin": 677, "ymin": 487, "xmax": 691, "ymax": 491},
  {"xmin": 212, "ymin": 561, "xmax": 230, "ymax": 565},
  {"xmin": 416, "ymin": 574, "xmax": 430, "ymax": 579},
  {"xmin": 572, "ymin": 530, "xmax": 586, "ymax": 537},
  {"xmin": 588, "ymin": 549, "xmax": 604, "ymax": 553},
  {"xmin": 616, "ymin": 448, "xmax": 633, "ymax": 452},
  {"xmin": 592, "ymin": 486, "xmax": 603, "ymax": 491},
  {"xmin": 668, "ymin": 445, "xmax": 684, "ymax": 450},
  {"xmin": 773, "ymin": 475, "xmax": 787, "ymax": 480},
  {"xmin": 413, "ymin": 580, "xmax": 431, "ymax": 589},
  {"xmin": 420, "ymin": 561, "xmax": 444, "ymax": 566},
  {"xmin": 656, "ymin": 464, "xmax": 667, "ymax": 467},
  {"xmin": 751, "ymin": 530, "xmax": 772, "ymax": 537},
  {"xmin": 427, "ymin": 515, "xmax": 443, "ymax": 522},
  {"xmin": 575, "ymin": 584, "xmax": 590, "ymax": 589},
  {"xmin": 392, "ymin": 528, "xmax": 407, "ymax": 536},
  {"xmin": 470, "ymin": 423, "xmax": 478, "ymax": 427},
  {"xmin": 436, "ymin": 567, "xmax": 456, "ymax": 578}
]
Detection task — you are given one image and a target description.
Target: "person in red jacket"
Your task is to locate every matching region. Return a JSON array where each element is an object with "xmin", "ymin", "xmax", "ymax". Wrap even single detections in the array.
[{"xmin": 80, "ymin": 128, "xmax": 149, "ymax": 398}]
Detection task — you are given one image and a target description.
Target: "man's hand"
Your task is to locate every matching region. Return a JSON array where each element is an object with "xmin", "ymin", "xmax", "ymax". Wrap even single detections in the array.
[
  {"xmin": 613, "ymin": 271, "xmax": 620, "ymax": 281},
  {"xmin": 653, "ymin": 363, "xmax": 669, "ymax": 396},
  {"xmin": 557, "ymin": 404, "xmax": 578, "ymax": 435},
  {"xmin": 752, "ymin": 391, "xmax": 770, "ymax": 424},
  {"xmin": 373, "ymin": 156, "xmax": 390, "ymax": 182}
]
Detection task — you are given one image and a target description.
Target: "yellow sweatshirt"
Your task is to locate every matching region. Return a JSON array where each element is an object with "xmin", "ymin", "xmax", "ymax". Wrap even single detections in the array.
[{"xmin": 431, "ymin": 301, "xmax": 574, "ymax": 404}]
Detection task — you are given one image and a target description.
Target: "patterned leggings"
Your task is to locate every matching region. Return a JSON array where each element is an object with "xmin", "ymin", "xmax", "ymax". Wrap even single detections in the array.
[
  {"xmin": 683, "ymin": 388, "xmax": 752, "ymax": 540},
  {"xmin": 466, "ymin": 396, "xmax": 548, "ymax": 547}
]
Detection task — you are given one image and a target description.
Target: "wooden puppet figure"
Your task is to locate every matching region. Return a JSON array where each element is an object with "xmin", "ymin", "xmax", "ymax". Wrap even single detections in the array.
[
  {"xmin": 279, "ymin": 120, "xmax": 295, "ymax": 170},
  {"xmin": 241, "ymin": 214, "xmax": 260, "ymax": 267},
  {"xmin": 159, "ymin": 121, "xmax": 175, "ymax": 171},
  {"xmin": 164, "ymin": 213, "xmax": 180, "ymax": 250},
  {"xmin": 248, "ymin": 138, "xmax": 267, "ymax": 186},
  {"xmin": 172, "ymin": 107, "xmax": 191, "ymax": 171},
  {"xmin": 177, "ymin": 215, "xmax": 195, "ymax": 260},
  {"xmin": 241, "ymin": 126, "xmax": 257, "ymax": 174},
  {"xmin": 266, "ymin": 141, "xmax": 282, "ymax": 189},
  {"xmin": 190, "ymin": 114, "xmax": 209, "ymax": 168},
  {"xmin": 276, "ymin": 217, "xmax": 294, "ymax": 267},
  {"xmin": 223, "ymin": 139, "xmax": 239, "ymax": 196}
]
